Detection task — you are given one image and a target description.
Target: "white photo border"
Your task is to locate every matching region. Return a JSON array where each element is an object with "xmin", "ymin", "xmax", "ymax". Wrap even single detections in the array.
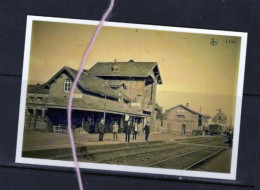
[{"xmin": 15, "ymin": 15, "xmax": 248, "ymax": 181}]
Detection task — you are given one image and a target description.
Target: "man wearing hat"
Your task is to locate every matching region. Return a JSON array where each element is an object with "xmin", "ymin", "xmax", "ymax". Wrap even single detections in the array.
[
  {"xmin": 98, "ymin": 118, "xmax": 105, "ymax": 141},
  {"xmin": 143, "ymin": 122, "xmax": 150, "ymax": 142}
]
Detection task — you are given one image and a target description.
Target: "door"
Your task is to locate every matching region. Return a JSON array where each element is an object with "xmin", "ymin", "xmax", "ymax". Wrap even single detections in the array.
[{"xmin": 182, "ymin": 124, "xmax": 186, "ymax": 135}]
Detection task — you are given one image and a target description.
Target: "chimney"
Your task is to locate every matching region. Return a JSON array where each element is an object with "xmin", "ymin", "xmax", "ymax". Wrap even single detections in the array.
[
  {"xmin": 186, "ymin": 103, "xmax": 189, "ymax": 108},
  {"xmin": 114, "ymin": 59, "xmax": 117, "ymax": 63}
]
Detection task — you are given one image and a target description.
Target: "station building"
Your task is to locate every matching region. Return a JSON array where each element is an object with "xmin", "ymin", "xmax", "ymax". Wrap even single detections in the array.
[
  {"xmin": 25, "ymin": 60, "xmax": 162, "ymax": 133},
  {"xmin": 88, "ymin": 59, "xmax": 163, "ymax": 132}
]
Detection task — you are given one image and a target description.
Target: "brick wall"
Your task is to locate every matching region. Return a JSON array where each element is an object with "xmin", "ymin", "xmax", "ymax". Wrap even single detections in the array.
[
  {"xmin": 163, "ymin": 107, "xmax": 200, "ymax": 134},
  {"xmin": 103, "ymin": 75, "xmax": 158, "ymax": 132}
]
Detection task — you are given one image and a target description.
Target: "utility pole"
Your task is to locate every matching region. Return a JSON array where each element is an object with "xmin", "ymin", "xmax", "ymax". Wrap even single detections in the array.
[{"xmin": 104, "ymin": 94, "xmax": 106, "ymax": 122}]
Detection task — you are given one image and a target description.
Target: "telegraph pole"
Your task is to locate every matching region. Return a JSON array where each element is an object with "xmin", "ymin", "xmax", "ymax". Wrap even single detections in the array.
[{"xmin": 104, "ymin": 94, "xmax": 106, "ymax": 122}]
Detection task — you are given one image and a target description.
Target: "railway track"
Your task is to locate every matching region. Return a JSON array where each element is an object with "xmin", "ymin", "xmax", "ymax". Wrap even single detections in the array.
[
  {"xmin": 101, "ymin": 144, "xmax": 193, "ymax": 164},
  {"xmin": 145, "ymin": 146, "xmax": 209, "ymax": 167},
  {"xmin": 102, "ymin": 138, "xmax": 227, "ymax": 164},
  {"xmin": 53, "ymin": 136, "xmax": 228, "ymax": 171},
  {"xmin": 184, "ymin": 147, "xmax": 226, "ymax": 170},
  {"xmin": 146, "ymin": 146, "xmax": 226, "ymax": 170}
]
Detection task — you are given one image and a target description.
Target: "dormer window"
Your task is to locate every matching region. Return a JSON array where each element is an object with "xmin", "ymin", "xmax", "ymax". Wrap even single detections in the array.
[
  {"xmin": 64, "ymin": 78, "xmax": 71, "ymax": 92},
  {"xmin": 111, "ymin": 63, "xmax": 120, "ymax": 72}
]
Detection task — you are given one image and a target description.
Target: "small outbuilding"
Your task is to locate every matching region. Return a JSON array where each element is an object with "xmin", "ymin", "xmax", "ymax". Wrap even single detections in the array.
[{"xmin": 163, "ymin": 103, "xmax": 209, "ymax": 135}]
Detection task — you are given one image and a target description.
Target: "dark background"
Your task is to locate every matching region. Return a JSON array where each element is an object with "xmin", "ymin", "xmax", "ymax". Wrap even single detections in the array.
[{"xmin": 0, "ymin": 0, "xmax": 260, "ymax": 189}]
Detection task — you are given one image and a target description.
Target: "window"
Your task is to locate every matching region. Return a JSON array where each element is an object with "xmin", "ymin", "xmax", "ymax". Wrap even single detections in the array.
[
  {"xmin": 111, "ymin": 63, "xmax": 120, "ymax": 72},
  {"xmin": 176, "ymin": 114, "xmax": 185, "ymax": 119},
  {"xmin": 64, "ymin": 78, "xmax": 71, "ymax": 92}
]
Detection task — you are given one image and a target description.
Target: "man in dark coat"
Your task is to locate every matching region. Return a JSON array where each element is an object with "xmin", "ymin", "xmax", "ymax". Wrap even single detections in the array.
[
  {"xmin": 98, "ymin": 118, "xmax": 105, "ymax": 141},
  {"xmin": 144, "ymin": 122, "xmax": 150, "ymax": 142},
  {"xmin": 125, "ymin": 122, "xmax": 131, "ymax": 143},
  {"xmin": 227, "ymin": 130, "xmax": 233, "ymax": 148}
]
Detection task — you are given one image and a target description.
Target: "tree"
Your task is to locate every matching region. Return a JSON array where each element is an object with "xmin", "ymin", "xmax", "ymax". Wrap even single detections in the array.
[
  {"xmin": 212, "ymin": 110, "xmax": 227, "ymax": 125},
  {"xmin": 225, "ymin": 117, "xmax": 234, "ymax": 132}
]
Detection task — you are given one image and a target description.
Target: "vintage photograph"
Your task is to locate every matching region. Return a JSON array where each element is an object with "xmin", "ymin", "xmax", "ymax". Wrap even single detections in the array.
[{"xmin": 16, "ymin": 16, "xmax": 247, "ymax": 180}]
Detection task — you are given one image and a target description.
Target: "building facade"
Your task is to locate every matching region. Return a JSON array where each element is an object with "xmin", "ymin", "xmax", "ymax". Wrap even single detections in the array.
[
  {"xmin": 88, "ymin": 60, "xmax": 162, "ymax": 132},
  {"xmin": 25, "ymin": 60, "xmax": 162, "ymax": 133},
  {"xmin": 163, "ymin": 103, "xmax": 209, "ymax": 135}
]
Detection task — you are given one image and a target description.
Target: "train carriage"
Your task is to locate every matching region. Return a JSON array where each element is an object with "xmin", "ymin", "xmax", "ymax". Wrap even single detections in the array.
[{"xmin": 209, "ymin": 124, "xmax": 223, "ymax": 135}]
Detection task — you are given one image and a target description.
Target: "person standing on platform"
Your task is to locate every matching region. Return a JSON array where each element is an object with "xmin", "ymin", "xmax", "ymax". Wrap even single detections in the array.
[
  {"xmin": 227, "ymin": 130, "xmax": 233, "ymax": 148},
  {"xmin": 112, "ymin": 121, "xmax": 119, "ymax": 141},
  {"xmin": 98, "ymin": 118, "xmax": 105, "ymax": 141},
  {"xmin": 144, "ymin": 122, "xmax": 150, "ymax": 142},
  {"xmin": 133, "ymin": 122, "xmax": 138, "ymax": 140},
  {"xmin": 125, "ymin": 121, "xmax": 131, "ymax": 143}
]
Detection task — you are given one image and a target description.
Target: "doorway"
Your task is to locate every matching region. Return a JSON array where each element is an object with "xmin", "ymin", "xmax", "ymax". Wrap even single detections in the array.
[{"xmin": 182, "ymin": 124, "xmax": 186, "ymax": 135}]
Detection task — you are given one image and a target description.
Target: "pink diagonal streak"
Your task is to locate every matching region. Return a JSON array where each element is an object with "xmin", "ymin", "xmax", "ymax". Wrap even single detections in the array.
[{"xmin": 67, "ymin": 1, "xmax": 115, "ymax": 190}]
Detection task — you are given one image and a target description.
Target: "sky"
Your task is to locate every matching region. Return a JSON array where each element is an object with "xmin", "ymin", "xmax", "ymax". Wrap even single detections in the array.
[{"xmin": 28, "ymin": 21, "xmax": 242, "ymax": 121}]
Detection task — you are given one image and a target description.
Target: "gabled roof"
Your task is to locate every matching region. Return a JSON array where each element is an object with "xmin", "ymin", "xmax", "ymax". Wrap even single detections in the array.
[
  {"xmin": 27, "ymin": 84, "xmax": 49, "ymax": 94},
  {"xmin": 88, "ymin": 60, "xmax": 162, "ymax": 84},
  {"xmin": 166, "ymin": 104, "xmax": 204, "ymax": 117},
  {"xmin": 38, "ymin": 66, "xmax": 124, "ymax": 100}
]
